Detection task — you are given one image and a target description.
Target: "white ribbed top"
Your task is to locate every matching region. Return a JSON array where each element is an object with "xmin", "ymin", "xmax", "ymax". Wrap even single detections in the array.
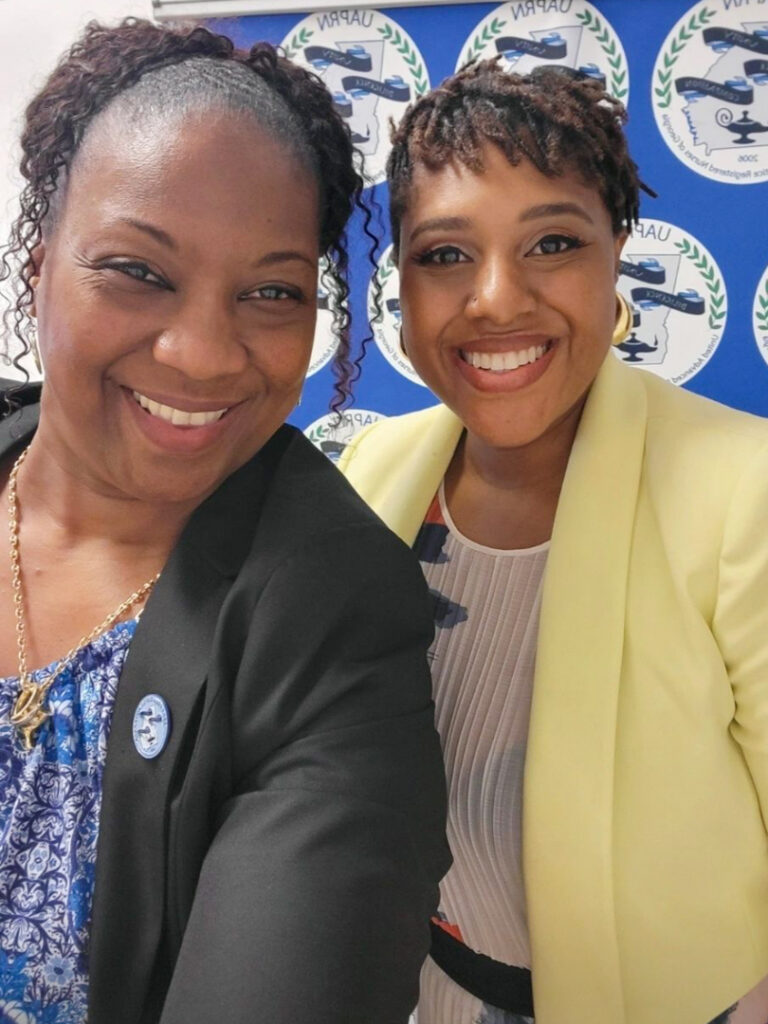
[
  {"xmin": 413, "ymin": 486, "xmax": 768, "ymax": 1024},
  {"xmin": 413, "ymin": 485, "xmax": 546, "ymax": 1024}
]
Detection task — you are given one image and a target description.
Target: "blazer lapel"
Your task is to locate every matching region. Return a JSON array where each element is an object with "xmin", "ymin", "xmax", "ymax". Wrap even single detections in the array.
[
  {"xmin": 85, "ymin": 452, "xmax": 270, "ymax": 1024},
  {"xmin": 523, "ymin": 356, "xmax": 647, "ymax": 1024},
  {"xmin": 344, "ymin": 404, "xmax": 463, "ymax": 545},
  {"xmin": 87, "ymin": 541, "xmax": 231, "ymax": 1024}
]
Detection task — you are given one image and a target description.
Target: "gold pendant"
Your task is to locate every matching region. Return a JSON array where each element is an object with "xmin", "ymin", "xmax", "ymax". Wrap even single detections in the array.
[{"xmin": 10, "ymin": 685, "xmax": 49, "ymax": 750}]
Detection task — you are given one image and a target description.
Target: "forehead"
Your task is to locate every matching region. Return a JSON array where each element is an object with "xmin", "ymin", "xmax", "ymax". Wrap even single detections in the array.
[
  {"xmin": 57, "ymin": 112, "xmax": 319, "ymax": 248},
  {"xmin": 404, "ymin": 145, "xmax": 611, "ymax": 230}
]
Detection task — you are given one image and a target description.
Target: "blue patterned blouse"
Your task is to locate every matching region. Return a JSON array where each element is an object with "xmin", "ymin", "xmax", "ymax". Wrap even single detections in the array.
[{"xmin": 0, "ymin": 618, "xmax": 136, "ymax": 1024}]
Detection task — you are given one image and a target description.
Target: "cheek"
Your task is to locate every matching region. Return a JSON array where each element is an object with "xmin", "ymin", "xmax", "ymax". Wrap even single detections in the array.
[
  {"xmin": 589, "ymin": 278, "xmax": 621, "ymax": 340},
  {"xmin": 400, "ymin": 274, "xmax": 448, "ymax": 338},
  {"xmin": 250, "ymin": 321, "xmax": 315, "ymax": 383},
  {"xmin": 560, "ymin": 265, "xmax": 617, "ymax": 338},
  {"xmin": 37, "ymin": 316, "xmax": 92, "ymax": 368},
  {"xmin": 37, "ymin": 279, "xmax": 115, "ymax": 367}
]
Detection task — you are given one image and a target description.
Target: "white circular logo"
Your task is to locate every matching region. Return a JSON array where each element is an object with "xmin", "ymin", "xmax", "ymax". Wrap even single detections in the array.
[
  {"xmin": 308, "ymin": 260, "xmax": 339, "ymax": 378},
  {"xmin": 653, "ymin": 1, "xmax": 768, "ymax": 184},
  {"xmin": 367, "ymin": 244, "xmax": 426, "ymax": 388},
  {"xmin": 456, "ymin": 0, "xmax": 628, "ymax": 103},
  {"xmin": 132, "ymin": 694, "xmax": 171, "ymax": 760},
  {"xmin": 753, "ymin": 264, "xmax": 768, "ymax": 364},
  {"xmin": 282, "ymin": 10, "xmax": 429, "ymax": 185},
  {"xmin": 615, "ymin": 218, "xmax": 727, "ymax": 385},
  {"xmin": 304, "ymin": 408, "xmax": 385, "ymax": 462}
]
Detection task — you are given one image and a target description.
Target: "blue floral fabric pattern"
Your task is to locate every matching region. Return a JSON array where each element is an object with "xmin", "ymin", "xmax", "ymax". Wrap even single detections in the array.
[{"xmin": 0, "ymin": 619, "xmax": 135, "ymax": 1023}]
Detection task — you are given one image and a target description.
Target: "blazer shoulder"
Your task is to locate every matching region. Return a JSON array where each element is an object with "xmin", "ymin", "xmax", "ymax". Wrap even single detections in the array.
[
  {"xmin": 0, "ymin": 380, "xmax": 41, "ymax": 459},
  {"xmin": 639, "ymin": 369, "xmax": 768, "ymax": 455},
  {"xmin": 339, "ymin": 404, "xmax": 451, "ymax": 472},
  {"xmin": 254, "ymin": 426, "xmax": 414, "ymax": 558}
]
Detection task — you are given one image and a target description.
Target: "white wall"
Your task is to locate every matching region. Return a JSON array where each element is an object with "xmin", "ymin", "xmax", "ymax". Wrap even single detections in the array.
[
  {"xmin": 0, "ymin": 0, "xmax": 154, "ymax": 373},
  {"xmin": 0, "ymin": 0, "xmax": 154, "ymax": 239}
]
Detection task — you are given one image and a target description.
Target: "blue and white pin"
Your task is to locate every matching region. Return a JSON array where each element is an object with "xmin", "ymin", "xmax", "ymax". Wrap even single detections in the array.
[{"xmin": 133, "ymin": 694, "xmax": 171, "ymax": 759}]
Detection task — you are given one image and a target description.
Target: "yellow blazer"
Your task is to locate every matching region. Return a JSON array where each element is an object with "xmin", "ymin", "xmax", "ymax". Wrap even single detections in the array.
[{"xmin": 339, "ymin": 354, "xmax": 768, "ymax": 1024}]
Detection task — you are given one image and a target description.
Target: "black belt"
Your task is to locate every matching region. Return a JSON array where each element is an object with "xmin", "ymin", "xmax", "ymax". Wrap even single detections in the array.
[{"xmin": 429, "ymin": 920, "xmax": 534, "ymax": 1018}]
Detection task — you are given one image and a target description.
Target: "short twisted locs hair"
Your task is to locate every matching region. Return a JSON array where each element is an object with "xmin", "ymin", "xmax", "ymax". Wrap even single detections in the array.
[
  {"xmin": 1, "ymin": 18, "xmax": 374, "ymax": 411},
  {"xmin": 387, "ymin": 59, "xmax": 649, "ymax": 250}
]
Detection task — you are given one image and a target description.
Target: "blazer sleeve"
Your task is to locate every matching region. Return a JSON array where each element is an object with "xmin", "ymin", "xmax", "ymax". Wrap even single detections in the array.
[
  {"xmin": 712, "ymin": 438, "xmax": 768, "ymax": 832},
  {"xmin": 159, "ymin": 522, "xmax": 450, "ymax": 1024}
]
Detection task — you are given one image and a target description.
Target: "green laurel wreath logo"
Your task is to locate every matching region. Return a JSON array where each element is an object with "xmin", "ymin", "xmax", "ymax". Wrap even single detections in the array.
[
  {"xmin": 756, "ymin": 276, "xmax": 768, "ymax": 336},
  {"xmin": 306, "ymin": 421, "xmax": 329, "ymax": 445},
  {"xmin": 378, "ymin": 23, "xmax": 429, "ymax": 98},
  {"xmin": 575, "ymin": 9, "xmax": 627, "ymax": 101},
  {"xmin": 461, "ymin": 17, "xmax": 507, "ymax": 67},
  {"xmin": 283, "ymin": 26, "xmax": 314, "ymax": 61},
  {"xmin": 675, "ymin": 238, "xmax": 726, "ymax": 332},
  {"xmin": 376, "ymin": 250, "xmax": 398, "ymax": 288},
  {"xmin": 654, "ymin": 6, "xmax": 715, "ymax": 109}
]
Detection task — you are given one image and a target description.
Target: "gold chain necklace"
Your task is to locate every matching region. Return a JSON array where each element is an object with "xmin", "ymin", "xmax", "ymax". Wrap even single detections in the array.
[{"xmin": 7, "ymin": 446, "xmax": 160, "ymax": 750}]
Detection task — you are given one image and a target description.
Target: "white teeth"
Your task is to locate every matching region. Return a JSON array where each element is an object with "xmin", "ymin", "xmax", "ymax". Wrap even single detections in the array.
[
  {"xmin": 462, "ymin": 342, "xmax": 550, "ymax": 372},
  {"xmin": 131, "ymin": 391, "xmax": 228, "ymax": 426}
]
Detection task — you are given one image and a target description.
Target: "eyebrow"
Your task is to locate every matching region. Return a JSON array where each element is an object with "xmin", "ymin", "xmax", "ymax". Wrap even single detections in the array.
[
  {"xmin": 121, "ymin": 217, "xmax": 176, "ymax": 249},
  {"xmin": 519, "ymin": 202, "xmax": 594, "ymax": 225},
  {"xmin": 408, "ymin": 203, "xmax": 594, "ymax": 244},
  {"xmin": 408, "ymin": 217, "xmax": 471, "ymax": 243},
  {"xmin": 118, "ymin": 221, "xmax": 314, "ymax": 270},
  {"xmin": 256, "ymin": 250, "xmax": 316, "ymax": 270}
]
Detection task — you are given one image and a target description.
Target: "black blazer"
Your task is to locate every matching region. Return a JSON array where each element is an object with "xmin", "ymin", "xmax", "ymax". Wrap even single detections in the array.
[{"xmin": 0, "ymin": 385, "xmax": 450, "ymax": 1024}]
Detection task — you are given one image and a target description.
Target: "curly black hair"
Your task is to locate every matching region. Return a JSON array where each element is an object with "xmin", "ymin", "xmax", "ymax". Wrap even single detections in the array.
[
  {"xmin": 387, "ymin": 59, "xmax": 651, "ymax": 250},
  {"xmin": 1, "ymin": 17, "xmax": 374, "ymax": 411}
]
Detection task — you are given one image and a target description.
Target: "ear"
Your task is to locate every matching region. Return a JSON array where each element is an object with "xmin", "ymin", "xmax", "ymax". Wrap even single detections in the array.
[
  {"xmin": 613, "ymin": 231, "xmax": 628, "ymax": 278},
  {"xmin": 27, "ymin": 242, "xmax": 45, "ymax": 317}
]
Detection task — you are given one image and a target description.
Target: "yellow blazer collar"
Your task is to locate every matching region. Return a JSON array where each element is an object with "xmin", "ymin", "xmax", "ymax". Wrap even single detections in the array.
[
  {"xmin": 340, "ymin": 402, "xmax": 464, "ymax": 545},
  {"xmin": 524, "ymin": 354, "xmax": 647, "ymax": 1023}
]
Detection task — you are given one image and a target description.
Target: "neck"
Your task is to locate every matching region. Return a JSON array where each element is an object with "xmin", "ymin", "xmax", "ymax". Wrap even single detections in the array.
[
  {"xmin": 443, "ymin": 396, "xmax": 586, "ymax": 550},
  {"xmin": 13, "ymin": 429, "xmax": 196, "ymax": 558}
]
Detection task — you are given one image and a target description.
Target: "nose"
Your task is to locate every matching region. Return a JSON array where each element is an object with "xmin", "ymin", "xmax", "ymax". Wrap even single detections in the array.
[
  {"xmin": 466, "ymin": 255, "xmax": 537, "ymax": 326},
  {"xmin": 152, "ymin": 291, "xmax": 249, "ymax": 381}
]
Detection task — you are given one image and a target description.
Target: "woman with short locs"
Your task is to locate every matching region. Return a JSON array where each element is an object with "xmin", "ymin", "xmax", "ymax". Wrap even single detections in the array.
[
  {"xmin": 0, "ymin": 18, "xmax": 448, "ymax": 1024},
  {"xmin": 341, "ymin": 60, "xmax": 768, "ymax": 1024}
]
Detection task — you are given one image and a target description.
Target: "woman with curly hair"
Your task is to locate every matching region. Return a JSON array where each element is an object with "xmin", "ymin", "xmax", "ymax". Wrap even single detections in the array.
[
  {"xmin": 340, "ymin": 60, "xmax": 768, "ymax": 1024},
  {"xmin": 0, "ymin": 18, "xmax": 448, "ymax": 1024}
]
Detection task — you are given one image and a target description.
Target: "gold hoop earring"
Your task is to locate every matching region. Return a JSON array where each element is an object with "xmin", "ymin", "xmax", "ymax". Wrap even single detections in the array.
[{"xmin": 612, "ymin": 292, "xmax": 633, "ymax": 347}]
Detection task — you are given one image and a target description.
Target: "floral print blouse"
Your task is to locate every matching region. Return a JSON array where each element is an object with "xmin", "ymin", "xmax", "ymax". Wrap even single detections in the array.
[{"xmin": 0, "ymin": 619, "xmax": 135, "ymax": 1023}]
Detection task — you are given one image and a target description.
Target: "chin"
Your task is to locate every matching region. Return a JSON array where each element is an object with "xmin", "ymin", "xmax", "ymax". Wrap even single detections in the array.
[
  {"xmin": 459, "ymin": 408, "xmax": 547, "ymax": 451},
  {"xmin": 121, "ymin": 459, "xmax": 235, "ymax": 508}
]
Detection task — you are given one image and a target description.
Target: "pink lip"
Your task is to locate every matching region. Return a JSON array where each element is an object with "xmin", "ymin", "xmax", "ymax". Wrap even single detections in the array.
[
  {"xmin": 453, "ymin": 339, "xmax": 557, "ymax": 393},
  {"xmin": 121, "ymin": 387, "xmax": 242, "ymax": 455}
]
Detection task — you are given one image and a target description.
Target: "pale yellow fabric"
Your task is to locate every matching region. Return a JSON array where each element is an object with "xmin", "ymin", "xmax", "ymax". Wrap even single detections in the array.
[{"xmin": 339, "ymin": 354, "xmax": 768, "ymax": 1024}]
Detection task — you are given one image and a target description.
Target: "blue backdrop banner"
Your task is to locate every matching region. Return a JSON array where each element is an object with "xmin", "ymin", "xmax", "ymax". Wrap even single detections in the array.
[{"xmin": 203, "ymin": 0, "xmax": 768, "ymax": 461}]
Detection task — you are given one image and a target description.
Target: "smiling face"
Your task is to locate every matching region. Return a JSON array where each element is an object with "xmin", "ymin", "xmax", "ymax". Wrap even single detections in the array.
[
  {"xmin": 398, "ymin": 145, "xmax": 626, "ymax": 452},
  {"xmin": 32, "ymin": 111, "xmax": 319, "ymax": 506}
]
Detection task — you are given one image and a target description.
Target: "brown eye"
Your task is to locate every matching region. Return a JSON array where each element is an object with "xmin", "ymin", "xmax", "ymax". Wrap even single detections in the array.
[
  {"xmin": 241, "ymin": 284, "xmax": 303, "ymax": 302},
  {"xmin": 104, "ymin": 260, "xmax": 167, "ymax": 287},
  {"xmin": 415, "ymin": 245, "xmax": 469, "ymax": 267},
  {"xmin": 530, "ymin": 234, "xmax": 584, "ymax": 256}
]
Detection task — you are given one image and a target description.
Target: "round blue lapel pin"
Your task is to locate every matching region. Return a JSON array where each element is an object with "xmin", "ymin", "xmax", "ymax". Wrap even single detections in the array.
[{"xmin": 133, "ymin": 694, "xmax": 171, "ymax": 759}]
